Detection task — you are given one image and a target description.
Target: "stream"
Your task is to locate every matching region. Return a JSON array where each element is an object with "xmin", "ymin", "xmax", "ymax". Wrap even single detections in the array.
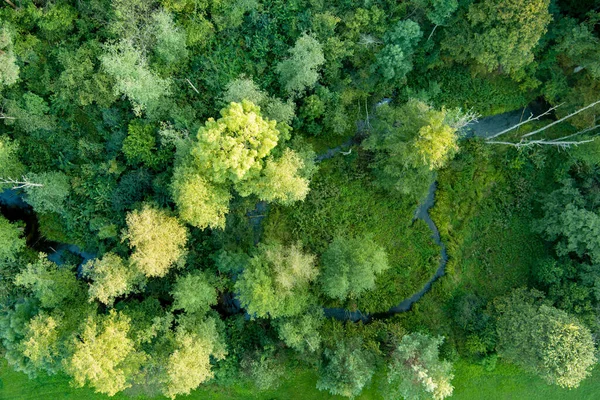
[
  {"xmin": 322, "ymin": 103, "xmax": 549, "ymax": 322},
  {"xmin": 0, "ymin": 103, "xmax": 548, "ymax": 322}
]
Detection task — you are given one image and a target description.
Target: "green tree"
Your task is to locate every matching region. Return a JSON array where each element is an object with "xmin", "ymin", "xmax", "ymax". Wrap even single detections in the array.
[
  {"xmin": 275, "ymin": 306, "xmax": 324, "ymax": 353},
  {"xmin": 556, "ymin": 21, "xmax": 600, "ymax": 80},
  {"xmin": 24, "ymin": 172, "xmax": 70, "ymax": 214},
  {"xmin": 442, "ymin": 0, "xmax": 552, "ymax": 76},
  {"xmin": 4, "ymin": 92, "xmax": 56, "ymax": 133},
  {"xmin": 0, "ymin": 215, "xmax": 25, "ymax": 265},
  {"xmin": 163, "ymin": 316, "xmax": 227, "ymax": 398},
  {"xmin": 190, "ymin": 100, "xmax": 279, "ymax": 184},
  {"xmin": 122, "ymin": 120, "xmax": 157, "ymax": 167},
  {"xmin": 223, "ymin": 77, "xmax": 295, "ymax": 126},
  {"xmin": 53, "ymin": 42, "xmax": 116, "ymax": 109},
  {"xmin": 171, "ymin": 272, "xmax": 217, "ymax": 314},
  {"xmin": 15, "ymin": 254, "xmax": 81, "ymax": 309},
  {"xmin": 235, "ymin": 242, "xmax": 318, "ymax": 318},
  {"xmin": 538, "ymin": 180, "xmax": 600, "ymax": 264},
  {"xmin": 320, "ymin": 236, "xmax": 389, "ymax": 301},
  {"xmin": 373, "ymin": 20, "xmax": 422, "ymax": 84},
  {"xmin": 124, "ymin": 205, "xmax": 188, "ymax": 278},
  {"xmin": 494, "ymin": 288, "xmax": 596, "ymax": 388},
  {"xmin": 171, "ymin": 167, "xmax": 232, "ymax": 230},
  {"xmin": 21, "ymin": 312, "xmax": 63, "ymax": 375},
  {"xmin": 363, "ymin": 101, "xmax": 459, "ymax": 200},
  {"xmin": 384, "ymin": 332, "xmax": 454, "ymax": 400},
  {"xmin": 0, "ymin": 136, "xmax": 25, "ymax": 180},
  {"xmin": 101, "ymin": 40, "xmax": 171, "ymax": 112},
  {"xmin": 82, "ymin": 253, "xmax": 141, "ymax": 306},
  {"xmin": 172, "ymin": 101, "xmax": 308, "ymax": 230},
  {"xmin": 0, "ymin": 24, "xmax": 19, "ymax": 91},
  {"xmin": 317, "ymin": 336, "xmax": 376, "ymax": 398},
  {"xmin": 151, "ymin": 9, "xmax": 188, "ymax": 67},
  {"xmin": 64, "ymin": 310, "xmax": 145, "ymax": 396},
  {"xmin": 235, "ymin": 149, "xmax": 310, "ymax": 204},
  {"xmin": 276, "ymin": 33, "xmax": 325, "ymax": 96}
]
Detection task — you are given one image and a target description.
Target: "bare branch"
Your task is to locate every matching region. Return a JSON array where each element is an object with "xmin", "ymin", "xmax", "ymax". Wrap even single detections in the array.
[
  {"xmin": 427, "ymin": 24, "xmax": 438, "ymax": 41},
  {"xmin": 486, "ymin": 103, "xmax": 563, "ymax": 139},
  {"xmin": 0, "ymin": 176, "xmax": 44, "ymax": 189},
  {"xmin": 521, "ymin": 99, "xmax": 600, "ymax": 138},
  {"xmin": 3, "ymin": 0, "xmax": 17, "ymax": 9},
  {"xmin": 548, "ymin": 124, "xmax": 600, "ymax": 142},
  {"xmin": 185, "ymin": 78, "xmax": 200, "ymax": 94},
  {"xmin": 486, "ymin": 138, "xmax": 596, "ymax": 148}
]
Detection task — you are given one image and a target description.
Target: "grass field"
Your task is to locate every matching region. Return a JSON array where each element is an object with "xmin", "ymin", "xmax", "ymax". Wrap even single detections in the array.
[{"xmin": 3, "ymin": 357, "xmax": 600, "ymax": 400}]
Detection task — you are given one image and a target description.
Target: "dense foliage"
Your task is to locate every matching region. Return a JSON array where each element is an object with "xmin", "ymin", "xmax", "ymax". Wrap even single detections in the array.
[{"xmin": 0, "ymin": 0, "xmax": 599, "ymax": 399}]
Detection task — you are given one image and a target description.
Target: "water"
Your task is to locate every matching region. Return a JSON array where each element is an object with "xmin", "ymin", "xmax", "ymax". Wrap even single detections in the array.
[{"xmin": 0, "ymin": 188, "xmax": 96, "ymax": 267}]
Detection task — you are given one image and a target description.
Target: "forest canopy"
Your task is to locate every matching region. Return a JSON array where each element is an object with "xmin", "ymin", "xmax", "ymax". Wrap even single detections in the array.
[{"xmin": 0, "ymin": 0, "xmax": 599, "ymax": 399}]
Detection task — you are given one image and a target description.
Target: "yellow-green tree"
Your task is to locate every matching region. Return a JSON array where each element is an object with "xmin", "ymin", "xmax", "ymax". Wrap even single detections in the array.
[
  {"xmin": 172, "ymin": 101, "xmax": 309, "ymax": 230},
  {"xmin": 235, "ymin": 242, "xmax": 318, "ymax": 318},
  {"xmin": 163, "ymin": 316, "xmax": 227, "ymax": 398},
  {"xmin": 124, "ymin": 205, "xmax": 188, "ymax": 278},
  {"xmin": 82, "ymin": 253, "xmax": 142, "ymax": 306},
  {"xmin": 64, "ymin": 310, "xmax": 145, "ymax": 396}
]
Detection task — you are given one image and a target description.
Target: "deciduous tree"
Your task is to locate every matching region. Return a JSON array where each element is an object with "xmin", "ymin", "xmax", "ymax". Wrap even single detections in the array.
[
  {"xmin": 171, "ymin": 272, "xmax": 217, "ymax": 314},
  {"xmin": 442, "ymin": 0, "xmax": 552, "ymax": 76},
  {"xmin": 0, "ymin": 215, "xmax": 25, "ymax": 265},
  {"xmin": 82, "ymin": 253, "xmax": 141, "ymax": 306},
  {"xmin": 494, "ymin": 288, "xmax": 596, "ymax": 388},
  {"xmin": 320, "ymin": 236, "xmax": 389, "ymax": 301},
  {"xmin": 235, "ymin": 242, "xmax": 318, "ymax": 318},
  {"xmin": 384, "ymin": 332, "xmax": 454, "ymax": 400},
  {"xmin": 124, "ymin": 205, "xmax": 188, "ymax": 278},
  {"xmin": 64, "ymin": 310, "xmax": 145, "ymax": 396},
  {"xmin": 276, "ymin": 34, "xmax": 325, "ymax": 96}
]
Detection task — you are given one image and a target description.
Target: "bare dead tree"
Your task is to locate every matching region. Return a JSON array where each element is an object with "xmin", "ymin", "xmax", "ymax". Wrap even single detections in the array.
[
  {"xmin": 486, "ymin": 103, "xmax": 563, "ymax": 139},
  {"xmin": 0, "ymin": 176, "xmax": 44, "ymax": 189},
  {"xmin": 185, "ymin": 78, "xmax": 200, "ymax": 94},
  {"xmin": 486, "ymin": 124, "xmax": 600, "ymax": 148},
  {"xmin": 520, "ymin": 99, "xmax": 600, "ymax": 138},
  {"xmin": 485, "ymin": 99, "xmax": 600, "ymax": 148},
  {"xmin": 3, "ymin": 0, "xmax": 17, "ymax": 9}
]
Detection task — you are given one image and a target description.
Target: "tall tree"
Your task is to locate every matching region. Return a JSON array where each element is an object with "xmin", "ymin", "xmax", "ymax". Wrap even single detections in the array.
[
  {"xmin": 124, "ymin": 205, "xmax": 188, "ymax": 278},
  {"xmin": 0, "ymin": 215, "xmax": 25, "ymax": 266},
  {"xmin": 172, "ymin": 101, "xmax": 309, "ymax": 230},
  {"xmin": 317, "ymin": 336, "xmax": 377, "ymax": 398},
  {"xmin": 0, "ymin": 136, "xmax": 25, "ymax": 180},
  {"xmin": 171, "ymin": 272, "xmax": 217, "ymax": 314},
  {"xmin": 0, "ymin": 24, "xmax": 19, "ymax": 91},
  {"xmin": 162, "ymin": 316, "xmax": 227, "ymax": 398},
  {"xmin": 23, "ymin": 172, "xmax": 70, "ymax": 214},
  {"xmin": 235, "ymin": 242, "xmax": 318, "ymax": 318},
  {"xmin": 442, "ymin": 0, "xmax": 552, "ymax": 76},
  {"xmin": 276, "ymin": 33, "xmax": 325, "ymax": 96},
  {"xmin": 64, "ymin": 310, "xmax": 145, "ymax": 396},
  {"xmin": 101, "ymin": 40, "xmax": 171, "ymax": 113},
  {"xmin": 319, "ymin": 236, "xmax": 389, "ymax": 301},
  {"xmin": 372, "ymin": 20, "xmax": 422, "ymax": 84},
  {"xmin": 494, "ymin": 288, "xmax": 596, "ymax": 388},
  {"xmin": 15, "ymin": 254, "xmax": 81, "ymax": 309},
  {"xmin": 82, "ymin": 253, "xmax": 141, "ymax": 306},
  {"xmin": 384, "ymin": 332, "xmax": 454, "ymax": 400},
  {"xmin": 363, "ymin": 101, "xmax": 459, "ymax": 200}
]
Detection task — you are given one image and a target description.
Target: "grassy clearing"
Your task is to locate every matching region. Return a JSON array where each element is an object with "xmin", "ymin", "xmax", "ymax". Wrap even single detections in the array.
[
  {"xmin": 452, "ymin": 360, "xmax": 600, "ymax": 400},
  {"xmin": 3, "ymin": 357, "xmax": 600, "ymax": 400},
  {"xmin": 263, "ymin": 152, "xmax": 440, "ymax": 313}
]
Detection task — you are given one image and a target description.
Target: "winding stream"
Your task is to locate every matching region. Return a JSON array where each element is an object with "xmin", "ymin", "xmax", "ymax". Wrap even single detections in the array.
[
  {"xmin": 322, "ymin": 103, "xmax": 548, "ymax": 322},
  {"xmin": 0, "ymin": 103, "xmax": 546, "ymax": 322}
]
